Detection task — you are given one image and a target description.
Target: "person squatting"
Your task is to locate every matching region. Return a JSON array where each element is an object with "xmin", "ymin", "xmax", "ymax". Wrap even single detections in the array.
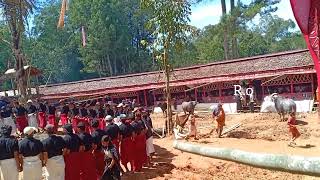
[{"xmin": 0, "ymin": 97, "xmax": 155, "ymax": 180}]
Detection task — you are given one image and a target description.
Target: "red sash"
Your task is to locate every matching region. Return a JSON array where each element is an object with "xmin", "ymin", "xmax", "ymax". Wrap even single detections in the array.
[
  {"xmin": 72, "ymin": 117, "xmax": 79, "ymax": 133},
  {"xmin": 48, "ymin": 114, "xmax": 57, "ymax": 130},
  {"xmin": 64, "ymin": 152, "xmax": 81, "ymax": 180},
  {"xmin": 131, "ymin": 133, "xmax": 147, "ymax": 171},
  {"xmin": 99, "ymin": 118, "xmax": 106, "ymax": 130},
  {"xmin": 38, "ymin": 112, "xmax": 46, "ymax": 129},
  {"xmin": 60, "ymin": 113, "xmax": 68, "ymax": 125},
  {"xmin": 79, "ymin": 151, "xmax": 97, "ymax": 180},
  {"xmin": 16, "ymin": 116, "xmax": 28, "ymax": 132},
  {"xmin": 120, "ymin": 137, "xmax": 133, "ymax": 165},
  {"xmin": 93, "ymin": 150, "xmax": 105, "ymax": 178}
]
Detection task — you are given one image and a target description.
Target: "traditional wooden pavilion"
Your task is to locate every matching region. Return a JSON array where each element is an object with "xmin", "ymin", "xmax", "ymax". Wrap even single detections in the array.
[
  {"xmin": 39, "ymin": 49, "xmax": 316, "ymax": 106},
  {"xmin": 0, "ymin": 66, "xmax": 42, "ymax": 97}
]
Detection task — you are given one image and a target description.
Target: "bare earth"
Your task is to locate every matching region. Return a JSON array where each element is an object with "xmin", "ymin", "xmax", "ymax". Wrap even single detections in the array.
[{"xmin": 123, "ymin": 112, "xmax": 320, "ymax": 180}]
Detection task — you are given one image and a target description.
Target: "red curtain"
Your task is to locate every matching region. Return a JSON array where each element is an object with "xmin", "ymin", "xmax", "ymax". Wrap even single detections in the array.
[{"xmin": 290, "ymin": 0, "xmax": 320, "ymax": 103}]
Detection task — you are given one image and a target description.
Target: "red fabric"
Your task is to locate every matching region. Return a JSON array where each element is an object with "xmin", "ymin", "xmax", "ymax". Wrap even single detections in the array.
[
  {"xmin": 131, "ymin": 133, "xmax": 147, "ymax": 171},
  {"xmin": 38, "ymin": 112, "xmax": 46, "ymax": 129},
  {"xmin": 120, "ymin": 137, "xmax": 133, "ymax": 166},
  {"xmin": 79, "ymin": 151, "xmax": 97, "ymax": 180},
  {"xmin": 288, "ymin": 116, "xmax": 296, "ymax": 126},
  {"xmin": 291, "ymin": 0, "xmax": 320, "ymax": 103},
  {"xmin": 93, "ymin": 150, "xmax": 105, "ymax": 179},
  {"xmin": 16, "ymin": 116, "xmax": 28, "ymax": 132},
  {"xmin": 99, "ymin": 118, "xmax": 106, "ymax": 130},
  {"xmin": 60, "ymin": 113, "xmax": 68, "ymax": 125},
  {"xmin": 84, "ymin": 117, "xmax": 92, "ymax": 134},
  {"xmin": 72, "ymin": 117, "xmax": 80, "ymax": 133},
  {"xmin": 64, "ymin": 152, "xmax": 81, "ymax": 180},
  {"xmin": 48, "ymin": 115, "xmax": 57, "ymax": 130}
]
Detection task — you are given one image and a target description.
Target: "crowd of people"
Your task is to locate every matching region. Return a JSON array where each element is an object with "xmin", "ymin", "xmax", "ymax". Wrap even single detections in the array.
[{"xmin": 0, "ymin": 97, "xmax": 155, "ymax": 180}]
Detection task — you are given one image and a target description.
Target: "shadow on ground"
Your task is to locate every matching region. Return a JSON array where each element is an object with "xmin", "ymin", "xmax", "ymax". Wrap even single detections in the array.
[{"xmin": 122, "ymin": 144, "xmax": 176, "ymax": 180}]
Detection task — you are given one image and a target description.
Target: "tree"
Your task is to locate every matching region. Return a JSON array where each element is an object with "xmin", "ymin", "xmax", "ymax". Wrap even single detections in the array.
[
  {"xmin": 0, "ymin": 0, "xmax": 35, "ymax": 101},
  {"xmin": 141, "ymin": 0, "xmax": 195, "ymax": 134}
]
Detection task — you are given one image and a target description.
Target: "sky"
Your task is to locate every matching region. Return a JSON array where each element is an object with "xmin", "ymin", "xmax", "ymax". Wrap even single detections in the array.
[{"xmin": 190, "ymin": 0, "xmax": 297, "ymax": 29}]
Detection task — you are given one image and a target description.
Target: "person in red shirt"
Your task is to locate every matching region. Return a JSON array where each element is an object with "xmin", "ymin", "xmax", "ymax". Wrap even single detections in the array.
[{"xmin": 287, "ymin": 112, "xmax": 301, "ymax": 146}]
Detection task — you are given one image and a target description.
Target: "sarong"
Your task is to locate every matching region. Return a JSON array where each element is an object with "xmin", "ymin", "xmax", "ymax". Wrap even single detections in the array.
[
  {"xmin": 46, "ymin": 155, "xmax": 65, "ymax": 180},
  {"xmin": 23, "ymin": 156, "xmax": 42, "ymax": 180},
  {"xmin": 79, "ymin": 151, "xmax": 97, "ymax": 180},
  {"xmin": 60, "ymin": 114, "xmax": 68, "ymax": 126},
  {"xmin": 48, "ymin": 114, "xmax": 57, "ymax": 131},
  {"xmin": 38, "ymin": 112, "xmax": 47, "ymax": 129},
  {"xmin": 93, "ymin": 150, "xmax": 105, "ymax": 178},
  {"xmin": 28, "ymin": 113, "xmax": 38, "ymax": 128},
  {"xmin": 99, "ymin": 118, "xmax": 105, "ymax": 130},
  {"xmin": 16, "ymin": 116, "xmax": 28, "ymax": 133},
  {"xmin": 64, "ymin": 152, "xmax": 81, "ymax": 180},
  {"xmin": 120, "ymin": 137, "xmax": 133, "ymax": 166},
  {"xmin": 0, "ymin": 158, "xmax": 19, "ymax": 180},
  {"xmin": 146, "ymin": 136, "xmax": 155, "ymax": 156},
  {"xmin": 2, "ymin": 117, "xmax": 17, "ymax": 135}
]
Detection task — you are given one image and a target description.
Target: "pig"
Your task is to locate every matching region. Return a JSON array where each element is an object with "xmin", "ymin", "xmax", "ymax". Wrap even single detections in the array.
[{"xmin": 182, "ymin": 101, "xmax": 197, "ymax": 115}]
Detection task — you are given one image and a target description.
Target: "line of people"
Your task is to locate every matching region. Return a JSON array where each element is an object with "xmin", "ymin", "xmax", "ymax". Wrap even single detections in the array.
[{"xmin": 0, "ymin": 98, "xmax": 155, "ymax": 180}]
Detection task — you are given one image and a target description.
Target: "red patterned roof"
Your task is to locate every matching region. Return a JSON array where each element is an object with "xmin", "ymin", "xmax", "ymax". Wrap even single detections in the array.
[{"xmin": 40, "ymin": 49, "xmax": 314, "ymax": 99}]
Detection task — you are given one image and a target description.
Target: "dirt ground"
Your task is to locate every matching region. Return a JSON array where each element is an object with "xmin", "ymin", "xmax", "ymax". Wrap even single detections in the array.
[{"xmin": 123, "ymin": 112, "xmax": 320, "ymax": 180}]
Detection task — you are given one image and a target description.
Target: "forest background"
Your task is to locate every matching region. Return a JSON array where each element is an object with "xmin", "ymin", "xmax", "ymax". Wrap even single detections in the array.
[{"xmin": 0, "ymin": 0, "xmax": 306, "ymax": 90}]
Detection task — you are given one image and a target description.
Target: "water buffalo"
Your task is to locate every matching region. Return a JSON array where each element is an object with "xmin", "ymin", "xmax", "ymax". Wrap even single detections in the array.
[
  {"xmin": 157, "ymin": 102, "xmax": 167, "ymax": 117},
  {"xmin": 182, "ymin": 101, "xmax": 197, "ymax": 115},
  {"xmin": 270, "ymin": 93, "xmax": 296, "ymax": 122}
]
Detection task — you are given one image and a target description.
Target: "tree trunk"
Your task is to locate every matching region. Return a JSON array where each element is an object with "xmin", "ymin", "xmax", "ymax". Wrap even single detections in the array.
[
  {"xmin": 230, "ymin": 0, "xmax": 238, "ymax": 59},
  {"xmin": 164, "ymin": 40, "xmax": 173, "ymax": 135},
  {"xmin": 107, "ymin": 54, "xmax": 113, "ymax": 76},
  {"xmin": 221, "ymin": 0, "xmax": 229, "ymax": 60}
]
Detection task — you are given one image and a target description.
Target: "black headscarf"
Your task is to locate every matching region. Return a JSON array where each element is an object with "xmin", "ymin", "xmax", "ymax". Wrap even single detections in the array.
[{"xmin": 0, "ymin": 125, "xmax": 12, "ymax": 137}]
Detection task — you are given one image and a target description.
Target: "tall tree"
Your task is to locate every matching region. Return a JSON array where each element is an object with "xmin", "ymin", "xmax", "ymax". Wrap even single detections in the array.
[
  {"xmin": 142, "ymin": 0, "xmax": 195, "ymax": 133},
  {"xmin": 221, "ymin": 0, "xmax": 229, "ymax": 60},
  {"xmin": 0, "ymin": 0, "xmax": 35, "ymax": 101}
]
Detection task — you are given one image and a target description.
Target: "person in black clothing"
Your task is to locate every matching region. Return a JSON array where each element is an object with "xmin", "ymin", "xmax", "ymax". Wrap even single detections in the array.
[
  {"xmin": 79, "ymin": 102, "xmax": 88, "ymax": 118},
  {"xmin": 19, "ymin": 126, "xmax": 44, "ymax": 180},
  {"xmin": 105, "ymin": 104, "xmax": 114, "ymax": 117},
  {"xmin": 142, "ymin": 110, "xmax": 155, "ymax": 165},
  {"xmin": 27, "ymin": 100, "xmax": 38, "ymax": 129},
  {"xmin": 77, "ymin": 122, "xmax": 97, "ymax": 179},
  {"xmin": 42, "ymin": 124, "xmax": 66, "ymax": 180},
  {"xmin": 0, "ymin": 125, "xmax": 20, "ymax": 179},
  {"xmin": 91, "ymin": 119, "xmax": 106, "ymax": 178},
  {"xmin": 105, "ymin": 115, "xmax": 120, "ymax": 153},
  {"xmin": 101, "ymin": 135, "xmax": 121, "ymax": 180},
  {"xmin": 60, "ymin": 100, "xmax": 70, "ymax": 125},
  {"xmin": 63, "ymin": 124, "xmax": 81, "ymax": 180},
  {"xmin": 69, "ymin": 102, "xmax": 81, "ymax": 133},
  {"xmin": 47, "ymin": 103, "xmax": 57, "ymax": 130},
  {"xmin": 0, "ymin": 105, "xmax": 17, "ymax": 135},
  {"xmin": 13, "ymin": 101, "xmax": 28, "ymax": 134},
  {"xmin": 119, "ymin": 115, "xmax": 134, "ymax": 172},
  {"xmin": 38, "ymin": 101, "xmax": 47, "ymax": 130}
]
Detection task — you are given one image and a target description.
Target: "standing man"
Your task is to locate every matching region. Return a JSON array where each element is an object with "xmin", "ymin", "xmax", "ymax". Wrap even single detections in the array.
[
  {"xmin": 118, "ymin": 115, "xmax": 134, "ymax": 172},
  {"xmin": 38, "ymin": 101, "xmax": 47, "ymax": 131},
  {"xmin": 60, "ymin": 100, "xmax": 69, "ymax": 126},
  {"xmin": 13, "ymin": 101, "xmax": 28, "ymax": 134},
  {"xmin": 19, "ymin": 126, "xmax": 44, "ymax": 180},
  {"xmin": 105, "ymin": 103, "xmax": 114, "ymax": 117},
  {"xmin": 0, "ymin": 125, "xmax": 20, "ymax": 180},
  {"xmin": 210, "ymin": 103, "xmax": 225, "ymax": 138},
  {"xmin": 105, "ymin": 115, "xmax": 120, "ymax": 154},
  {"xmin": 97, "ymin": 102, "xmax": 106, "ymax": 130},
  {"xmin": 42, "ymin": 124, "xmax": 66, "ymax": 180},
  {"xmin": 69, "ymin": 102, "xmax": 80, "ymax": 133},
  {"xmin": 77, "ymin": 122, "xmax": 97, "ymax": 179},
  {"xmin": 47, "ymin": 102, "xmax": 57, "ymax": 131},
  {"xmin": 91, "ymin": 119, "xmax": 106, "ymax": 178},
  {"xmin": 142, "ymin": 110, "xmax": 155, "ymax": 165},
  {"xmin": 63, "ymin": 124, "xmax": 81, "ymax": 180},
  {"xmin": 27, "ymin": 100, "xmax": 38, "ymax": 129},
  {"xmin": 0, "ymin": 104, "xmax": 17, "ymax": 135}
]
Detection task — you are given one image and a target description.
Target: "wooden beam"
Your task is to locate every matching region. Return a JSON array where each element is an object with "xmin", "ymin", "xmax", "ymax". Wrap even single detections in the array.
[
  {"xmin": 221, "ymin": 123, "xmax": 242, "ymax": 136},
  {"xmin": 261, "ymin": 74, "xmax": 286, "ymax": 86},
  {"xmin": 185, "ymin": 82, "xmax": 213, "ymax": 92}
]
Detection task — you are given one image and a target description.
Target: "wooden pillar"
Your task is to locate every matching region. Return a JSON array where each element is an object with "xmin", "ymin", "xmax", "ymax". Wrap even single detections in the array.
[
  {"xmin": 311, "ymin": 74, "xmax": 315, "ymax": 99},
  {"xmin": 195, "ymin": 88, "xmax": 198, "ymax": 102},
  {"xmin": 290, "ymin": 76, "xmax": 294, "ymax": 98},
  {"xmin": 144, "ymin": 90, "xmax": 148, "ymax": 107},
  {"xmin": 219, "ymin": 86, "xmax": 222, "ymax": 102},
  {"xmin": 136, "ymin": 93, "xmax": 140, "ymax": 105},
  {"xmin": 153, "ymin": 91, "xmax": 156, "ymax": 105},
  {"xmin": 262, "ymin": 86, "xmax": 265, "ymax": 98}
]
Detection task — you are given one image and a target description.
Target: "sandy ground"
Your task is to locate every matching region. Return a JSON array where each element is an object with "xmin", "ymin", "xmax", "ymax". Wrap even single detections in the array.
[{"xmin": 122, "ymin": 112, "xmax": 320, "ymax": 180}]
